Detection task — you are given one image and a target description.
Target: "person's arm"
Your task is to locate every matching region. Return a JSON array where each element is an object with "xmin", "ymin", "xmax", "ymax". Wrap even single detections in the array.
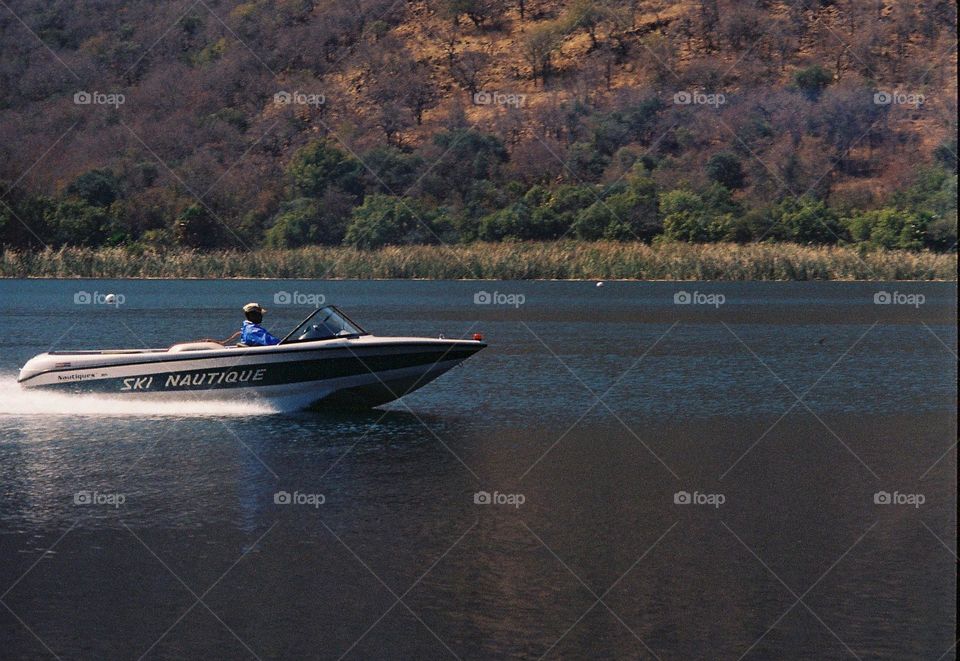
[
  {"xmin": 220, "ymin": 330, "xmax": 242, "ymax": 345},
  {"xmin": 196, "ymin": 330, "xmax": 240, "ymax": 345},
  {"xmin": 264, "ymin": 329, "xmax": 281, "ymax": 345}
]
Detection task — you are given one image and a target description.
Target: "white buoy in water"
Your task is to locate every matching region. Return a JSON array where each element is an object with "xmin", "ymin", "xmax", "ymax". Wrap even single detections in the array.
[
  {"xmin": 596, "ymin": 281, "xmax": 604, "ymax": 288},
  {"xmin": 104, "ymin": 293, "xmax": 117, "ymax": 304}
]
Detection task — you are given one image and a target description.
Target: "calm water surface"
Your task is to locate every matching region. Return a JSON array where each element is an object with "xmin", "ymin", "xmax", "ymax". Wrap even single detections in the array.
[{"xmin": 0, "ymin": 280, "xmax": 956, "ymax": 659}]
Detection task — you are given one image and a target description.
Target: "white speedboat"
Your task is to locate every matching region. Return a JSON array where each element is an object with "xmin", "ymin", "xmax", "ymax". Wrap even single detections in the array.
[{"xmin": 17, "ymin": 306, "xmax": 486, "ymax": 410}]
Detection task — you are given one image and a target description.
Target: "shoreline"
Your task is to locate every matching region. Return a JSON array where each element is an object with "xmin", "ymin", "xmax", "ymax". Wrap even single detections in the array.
[{"xmin": 2, "ymin": 242, "xmax": 956, "ymax": 281}]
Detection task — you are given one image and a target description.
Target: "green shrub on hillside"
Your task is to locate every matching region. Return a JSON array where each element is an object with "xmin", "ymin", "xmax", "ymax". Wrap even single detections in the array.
[
  {"xmin": 265, "ymin": 196, "xmax": 352, "ymax": 247},
  {"xmin": 793, "ymin": 65, "xmax": 833, "ymax": 101},
  {"xmin": 344, "ymin": 194, "xmax": 435, "ymax": 249},
  {"xmin": 287, "ymin": 140, "xmax": 364, "ymax": 198},
  {"xmin": 844, "ymin": 208, "xmax": 928, "ymax": 250},
  {"xmin": 573, "ymin": 173, "xmax": 659, "ymax": 241},
  {"xmin": 768, "ymin": 197, "xmax": 844, "ymax": 244}
]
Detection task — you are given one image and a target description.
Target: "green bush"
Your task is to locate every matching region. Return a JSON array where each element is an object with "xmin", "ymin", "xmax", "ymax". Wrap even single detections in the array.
[
  {"xmin": 573, "ymin": 173, "xmax": 660, "ymax": 241},
  {"xmin": 527, "ymin": 184, "xmax": 594, "ymax": 238},
  {"xmin": 287, "ymin": 140, "xmax": 363, "ymax": 198},
  {"xmin": 844, "ymin": 207, "xmax": 928, "ymax": 250},
  {"xmin": 417, "ymin": 129, "xmax": 508, "ymax": 204},
  {"xmin": 359, "ymin": 146, "xmax": 425, "ymax": 194},
  {"xmin": 661, "ymin": 190, "xmax": 708, "ymax": 241},
  {"xmin": 0, "ymin": 184, "xmax": 53, "ymax": 248},
  {"xmin": 660, "ymin": 189, "xmax": 740, "ymax": 242},
  {"xmin": 793, "ymin": 65, "xmax": 832, "ymax": 101},
  {"xmin": 66, "ymin": 169, "xmax": 122, "ymax": 207},
  {"xmin": 478, "ymin": 202, "xmax": 534, "ymax": 241},
  {"xmin": 565, "ymin": 141, "xmax": 609, "ymax": 181},
  {"xmin": 590, "ymin": 98, "xmax": 664, "ymax": 156},
  {"xmin": 47, "ymin": 199, "xmax": 127, "ymax": 246},
  {"xmin": 173, "ymin": 204, "xmax": 222, "ymax": 249},
  {"xmin": 933, "ymin": 139, "xmax": 957, "ymax": 173},
  {"xmin": 706, "ymin": 152, "xmax": 746, "ymax": 190},
  {"xmin": 344, "ymin": 194, "xmax": 433, "ymax": 249},
  {"xmin": 264, "ymin": 197, "xmax": 350, "ymax": 247},
  {"xmin": 768, "ymin": 196, "xmax": 843, "ymax": 244}
]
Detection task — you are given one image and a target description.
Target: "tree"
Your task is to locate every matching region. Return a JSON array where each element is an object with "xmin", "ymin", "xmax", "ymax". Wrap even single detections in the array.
[
  {"xmin": 533, "ymin": 184, "xmax": 595, "ymax": 234},
  {"xmin": 359, "ymin": 146, "xmax": 425, "ymax": 195},
  {"xmin": 449, "ymin": 50, "xmax": 490, "ymax": 95},
  {"xmin": 813, "ymin": 84, "xmax": 883, "ymax": 169},
  {"xmin": 441, "ymin": 0, "xmax": 501, "ymax": 28},
  {"xmin": 721, "ymin": 6, "xmax": 763, "ymax": 51},
  {"xmin": 374, "ymin": 53, "xmax": 437, "ymax": 125},
  {"xmin": 565, "ymin": 142, "xmax": 608, "ymax": 181},
  {"xmin": 343, "ymin": 194, "xmax": 432, "ymax": 248},
  {"xmin": 844, "ymin": 207, "xmax": 927, "ymax": 250},
  {"xmin": 377, "ymin": 101, "xmax": 414, "ymax": 146},
  {"xmin": 264, "ymin": 193, "xmax": 353, "ymax": 247},
  {"xmin": 768, "ymin": 197, "xmax": 843, "ymax": 244},
  {"xmin": 660, "ymin": 188, "xmax": 739, "ymax": 242},
  {"xmin": 287, "ymin": 140, "xmax": 363, "ymax": 198},
  {"xmin": 174, "ymin": 204, "xmax": 223, "ymax": 248},
  {"xmin": 66, "ymin": 169, "xmax": 122, "ymax": 207},
  {"xmin": 523, "ymin": 22, "xmax": 564, "ymax": 85},
  {"xmin": 661, "ymin": 189, "xmax": 708, "ymax": 241},
  {"xmin": 420, "ymin": 129, "xmax": 508, "ymax": 201},
  {"xmin": 48, "ymin": 200, "xmax": 123, "ymax": 246},
  {"xmin": 478, "ymin": 202, "xmax": 535, "ymax": 240},
  {"xmin": 573, "ymin": 169, "xmax": 660, "ymax": 240},
  {"xmin": 934, "ymin": 139, "xmax": 957, "ymax": 173},
  {"xmin": 706, "ymin": 152, "xmax": 746, "ymax": 189},
  {"xmin": 698, "ymin": 0, "xmax": 720, "ymax": 49},
  {"xmin": 793, "ymin": 65, "xmax": 833, "ymax": 101},
  {"xmin": 0, "ymin": 183, "xmax": 53, "ymax": 248},
  {"xmin": 563, "ymin": 0, "xmax": 605, "ymax": 50}
]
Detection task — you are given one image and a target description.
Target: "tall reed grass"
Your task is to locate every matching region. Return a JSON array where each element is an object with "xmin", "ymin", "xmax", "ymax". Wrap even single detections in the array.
[{"xmin": 1, "ymin": 242, "xmax": 955, "ymax": 280}]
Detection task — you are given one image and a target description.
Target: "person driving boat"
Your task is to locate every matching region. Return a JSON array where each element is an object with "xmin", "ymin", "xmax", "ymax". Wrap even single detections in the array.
[{"xmin": 218, "ymin": 302, "xmax": 280, "ymax": 346}]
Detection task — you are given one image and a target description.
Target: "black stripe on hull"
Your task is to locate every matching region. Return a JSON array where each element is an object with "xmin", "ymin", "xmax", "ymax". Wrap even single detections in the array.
[
  {"xmin": 31, "ymin": 348, "xmax": 481, "ymax": 395},
  {"xmin": 312, "ymin": 365, "xmax": 455, "ymax": 409}
]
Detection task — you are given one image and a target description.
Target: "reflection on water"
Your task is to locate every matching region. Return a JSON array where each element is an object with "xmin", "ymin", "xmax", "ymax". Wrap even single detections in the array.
[{"xmin": 0, "ymin": 280, "xmax": 955, "ymax": 659}]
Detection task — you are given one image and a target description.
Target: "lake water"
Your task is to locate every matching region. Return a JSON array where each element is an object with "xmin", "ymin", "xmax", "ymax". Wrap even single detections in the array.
[{"xmin": 0, "ymin": 279, "xmax": 956, "ymax": 659}]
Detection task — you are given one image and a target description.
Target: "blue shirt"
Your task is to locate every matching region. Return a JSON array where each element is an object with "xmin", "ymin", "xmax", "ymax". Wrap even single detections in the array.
[{"xmin": 241, "ymin": 320, "xmax": 279, "ymax": 346}]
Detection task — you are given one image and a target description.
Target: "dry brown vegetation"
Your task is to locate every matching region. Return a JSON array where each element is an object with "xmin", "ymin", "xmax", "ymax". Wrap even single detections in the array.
[
  {"xmin": 0, "ymin": 0, "xmax": 956, "ymax": 253},
  {"xmin": 2, "ymin": 243, "xmax": 954, "ymax": 280}
]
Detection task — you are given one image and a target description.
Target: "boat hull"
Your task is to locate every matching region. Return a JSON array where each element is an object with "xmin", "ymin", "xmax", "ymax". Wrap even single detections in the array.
[{"xmin": 17, "ymin": 337, "xmax": 485, "ymax": 410}]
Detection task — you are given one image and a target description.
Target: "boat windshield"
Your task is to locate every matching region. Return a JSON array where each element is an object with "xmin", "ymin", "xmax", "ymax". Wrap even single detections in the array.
[{"xmin": 280, "ymin": 306, "xmax": 367, "ymax": 344}]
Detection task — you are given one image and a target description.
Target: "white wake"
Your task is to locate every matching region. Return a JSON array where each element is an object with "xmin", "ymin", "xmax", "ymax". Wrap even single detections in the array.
[{"xmin": 0, "ymin": 374, "xmax": 279, "ymax": 417}]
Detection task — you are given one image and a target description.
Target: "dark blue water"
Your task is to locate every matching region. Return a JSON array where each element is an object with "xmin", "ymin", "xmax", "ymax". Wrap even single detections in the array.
[{"xmin": 0, "ymin": 280, "xmax": 956, "ymax": 659}]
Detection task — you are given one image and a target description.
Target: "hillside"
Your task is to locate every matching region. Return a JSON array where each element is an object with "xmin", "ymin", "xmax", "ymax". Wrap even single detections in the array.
[{"xmin": 0, "ymin": 0, "xmax": 956, "ymax": 251}]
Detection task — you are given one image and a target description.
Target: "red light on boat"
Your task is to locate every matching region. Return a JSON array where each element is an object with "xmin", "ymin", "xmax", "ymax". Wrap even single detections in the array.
[{"xmin": 472, "ymin": 333, "xmax": 484, "ymax": 341}]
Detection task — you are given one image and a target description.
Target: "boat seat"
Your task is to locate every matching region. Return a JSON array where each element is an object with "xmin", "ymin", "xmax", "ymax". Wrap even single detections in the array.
[{"xmin": 167, "ymin": 341, "xmax": 224, "ymax": 353}]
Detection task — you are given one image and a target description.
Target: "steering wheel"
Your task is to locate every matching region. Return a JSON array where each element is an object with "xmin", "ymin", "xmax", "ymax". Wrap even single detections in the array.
[{"xmin": 296, "ymin": 314, "xmax": 337, "ymax": 342}]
